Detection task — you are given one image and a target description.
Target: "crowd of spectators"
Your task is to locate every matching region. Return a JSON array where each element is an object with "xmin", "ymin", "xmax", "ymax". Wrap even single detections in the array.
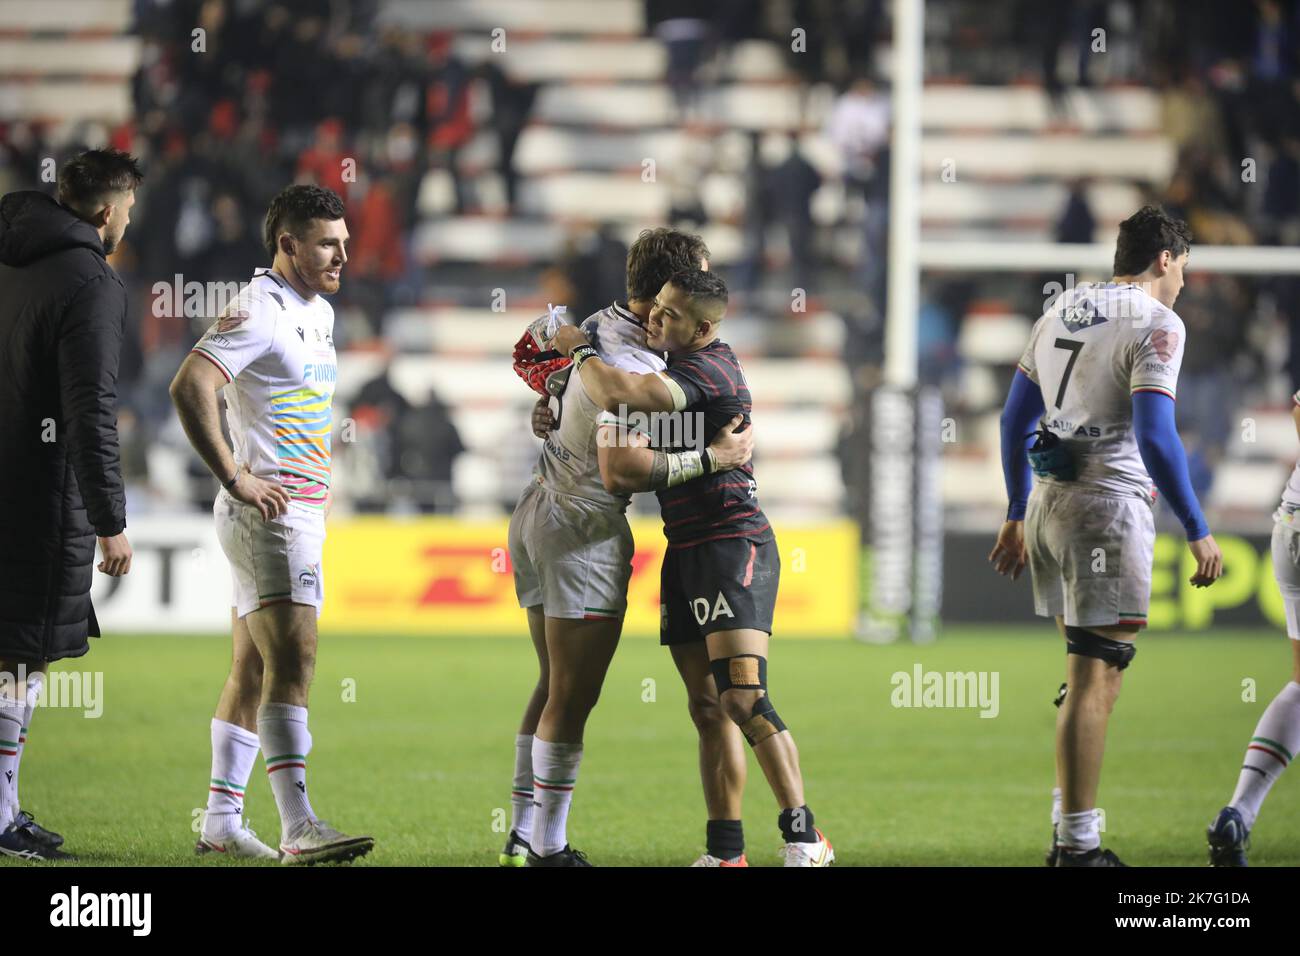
[{"xmin": 2, "ymin": 0, "xmax": 1298, "ymax": 516}]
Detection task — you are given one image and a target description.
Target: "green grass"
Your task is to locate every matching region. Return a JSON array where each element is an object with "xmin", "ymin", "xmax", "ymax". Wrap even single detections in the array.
[{"xmin": 8, "ymin": 627, "xmax": 1300, "ymax": 866}]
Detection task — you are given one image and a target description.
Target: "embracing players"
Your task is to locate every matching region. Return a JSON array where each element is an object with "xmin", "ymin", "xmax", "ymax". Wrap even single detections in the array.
[
  {"xmin": 501, "ymin": 229, "xmax": 754, "ymax": 866},
  {"xmin": 170, "ymin": 184, "xmax": 373, "ymax": 864},
  {"xmin": 552, "ymin": 269, "xmax": 834, "ymax": 867},
  {"xmin": 990, "ymin": 205, "xmax": 1222, "ymax": 866}
]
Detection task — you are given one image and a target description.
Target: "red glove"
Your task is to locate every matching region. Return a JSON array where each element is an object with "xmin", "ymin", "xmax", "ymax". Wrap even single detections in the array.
[{"xmin": 511, "ymin": 329, "xmax": 570, "ymax": 397}]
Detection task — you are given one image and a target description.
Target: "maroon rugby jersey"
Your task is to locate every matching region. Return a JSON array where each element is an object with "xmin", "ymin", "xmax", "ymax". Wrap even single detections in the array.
[{"xmin": 655, "ymin": 340, "xmax": 771, "ymax": 548}]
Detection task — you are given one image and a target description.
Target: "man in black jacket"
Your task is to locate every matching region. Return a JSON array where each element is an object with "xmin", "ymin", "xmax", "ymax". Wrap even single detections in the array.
[{"xmin": 0, "ymin": 148, "xmax": 141, "ymax": 860}]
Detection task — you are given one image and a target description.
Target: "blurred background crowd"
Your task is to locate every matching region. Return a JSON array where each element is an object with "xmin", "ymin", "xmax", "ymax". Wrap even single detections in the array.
[{"xmin": 2, "ymin": 0, "xmax": 1299, "ymax": 531}]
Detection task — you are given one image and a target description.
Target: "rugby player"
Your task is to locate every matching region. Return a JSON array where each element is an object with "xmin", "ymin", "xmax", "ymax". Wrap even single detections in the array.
[
  {"xmin": 502, "ymin": 229, "xmax": 754, "ymax": 867},
  {"xmin": 170, "ymin": 184, "xmax": 373, "ymax": 865},
  {"xmin": 1207, "ymin": 397, "xmax": 1300, "ymax": 865},
  {"xmin": 990, "ymin": 205, "xmax": 1222, "ymax": 866},
  {"xmin": 552, "ymin": 269, "xmax": 834, "ymax": 867}
]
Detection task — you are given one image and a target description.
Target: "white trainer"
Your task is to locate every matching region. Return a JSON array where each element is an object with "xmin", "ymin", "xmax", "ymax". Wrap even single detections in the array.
[
  {"xmin": 195, "ymin": 820, "xmax": 279, "ymax": 860},
  {"xmin": 278, "ymin": 819, "xmax": 374, "ymax": 866},
  {"xmin": 690, "ymin": 853, "xmax": 749, "ymax": 867},
  {"xmin": 778, "ymin": 828, "xmax": 835, "ymax": 867}
]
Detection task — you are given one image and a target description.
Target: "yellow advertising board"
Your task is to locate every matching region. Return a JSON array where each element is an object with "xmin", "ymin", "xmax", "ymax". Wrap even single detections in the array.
[{"xmin": 321, "ymin": 518, "xmax": 859, "ymax": 637}]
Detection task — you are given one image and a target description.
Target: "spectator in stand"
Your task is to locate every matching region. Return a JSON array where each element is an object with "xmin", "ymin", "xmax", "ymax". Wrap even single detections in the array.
[
  {"xmin": 825, "ymin": 75, "xmax": 890, "ymax": 205},
  {"xmin": 296, "ymin": 117, "xmax": 351, "ymax": 200},
  {"xmin": 769, "ymin": 132, "xmax": 822, "ymax": 298},
  {"xmin": 1055, "ymin": 180, "xmax": 1096, "ymax": 243},
  {"xmin": 424, "ymin": 32, "xmax": 474, "ymax": 214},
  {"xmin": 646, "ymin": 0, "xmax": 713, "ymax": 119},
  {"xmin": 478, "ymin": 60, "xmax": 539, "ymax": 214}
]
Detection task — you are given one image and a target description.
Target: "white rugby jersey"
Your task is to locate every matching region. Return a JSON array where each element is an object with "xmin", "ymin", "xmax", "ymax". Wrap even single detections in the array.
[
  {"xmin": 1017, "ymin": 282, "xmax": 1186, "ymax": 499},
  {"xmin": 191, "ymin": 268, "xmax": 337, "ymax": 512},
  {"xmin": 1277, "ymin": 390, "xmax": 1300, "ymax": 520},
  {"xmin": 532, "ymin": 301, "xmax": 665, "ymax": 506}
]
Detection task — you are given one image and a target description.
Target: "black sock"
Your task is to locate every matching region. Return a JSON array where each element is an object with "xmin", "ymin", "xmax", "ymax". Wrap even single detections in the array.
[
  {"xmin": 706, "ymin": 819, "xmax": 745, "ymax": 860},
  {"xmin": 778, "ymin": 805, "xmax": 817, "ymax": 843}
]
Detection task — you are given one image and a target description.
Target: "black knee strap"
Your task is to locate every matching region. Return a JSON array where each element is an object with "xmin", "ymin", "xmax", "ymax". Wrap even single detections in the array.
[
  {"xmin": 711, "ymin": 655, "xmax": 786, "ymax": 745},
  {"xmin": 740, "ymin": 695, "xmax": 787, "ymax": 745},
  {"xmin": 711, "ymin": 655, "xmax": 766, "ymax": 693},
  {"xmin": 1064, "ymin": 626, "xmax": 1137, "ymax": 670},
  {"xmin": 1053, "ymin": 682, "xmax": 1068, "ymax": 708}
]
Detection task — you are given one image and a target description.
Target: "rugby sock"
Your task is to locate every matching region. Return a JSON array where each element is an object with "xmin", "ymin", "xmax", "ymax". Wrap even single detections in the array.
[
  {"xmin": 1059, "ymin": 809, "xmax": 1101, "ymax": 852},
  {"xmin": 203, "ymin": 718, "xmax": 260, "ymax": 839},
  {"xmin": 706, "ymin": 819, "xmax": 745, "ymax": 861},
  {"xmin": 510, "ymin": 733, "xmax": 535, "ymax": 843},
  {"xmin": 0, "ymin": 694, "xmax": 23, "ymax": 830},
  {"xmin": 258, "ymin": 702, "xmax": 317, "ymax": 840},
  {"xmin": 1228, "ymin": 680, "xmax": 1300, "ymax": 831},
  {"xmin": 9, "ymin": 671, "xmax": 42, "ymax": 816},
  {"xmin": 1050, "ymin": 786, "xmax": 1062, "ymax": 841},
  {"xmin": 778, "ymin": 805, "xmax": 818, "ymax": 844},
  {"xmin": 531, "ymin": 737, "xmax": 582, "ymax": 857}
]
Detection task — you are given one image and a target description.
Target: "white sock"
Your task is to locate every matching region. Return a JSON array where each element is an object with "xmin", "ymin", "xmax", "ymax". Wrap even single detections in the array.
[
  {"xmin": 1060, "ymin": 809, "xmax": 1101, "ymax": 852},
  {"xmin": 204, "ymin": 719, "xmax": 260, "ymax": 839},
  {"xmin": 1229, "ymin": 680, "xmax": 1300, "ymax": 831},
  {"xmin": 9, "ymin": 672, "xmax": 41, "ymax": 816},
  {"xmin": 510, "ymin": 733, "xmax": 535, "ymax": 842},
  {"xmin": 258, "ymin": 702, "xmax": 317, "ymax": 841},
  {"xmin": 1050, "ymin": 786, "xmax": 1062, "ymax": 832},
  {"xmin": 531, "ymin": 738, "xmax": 583, "ymax": 857},
  {"xmin": 0, "ymin": 694, "xmax": 24, "ymax": 830}
]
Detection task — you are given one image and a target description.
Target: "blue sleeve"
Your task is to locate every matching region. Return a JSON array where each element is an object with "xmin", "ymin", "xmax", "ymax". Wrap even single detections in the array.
[
  {"xmin": 1000, "ymin": 370, "xmax": 1045, "ymax": 521},
  {"xmin": 1132, "ymin": 390, "xmax": 1210, "ymax": 541}
]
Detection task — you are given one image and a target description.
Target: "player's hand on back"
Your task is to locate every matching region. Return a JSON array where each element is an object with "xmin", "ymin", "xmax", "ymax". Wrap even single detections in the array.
[
  {"xmin": 96, "ymin": 532, "xmax": 132, "ymax": 576},
  {"xmin": 532, "ymin": 397, "xmax": 556, "ymax": 438},
  {"xmin": 1188, "ymin": 533, "xmax": 1223, "ymax": 588},
  {"xmin": 229, "ymin": 464, "xmax": 292, "ymax": 521},
  {"xmin": 988, "ymin": 519, "xmax": 1027, "ymax": 580},
  {"xmin": 708, "ymin": 414, "xmax": 753, "ymax": 471}
]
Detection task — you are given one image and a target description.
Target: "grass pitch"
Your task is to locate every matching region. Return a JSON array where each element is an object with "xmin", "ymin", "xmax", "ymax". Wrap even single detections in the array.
[{"xmin": 9, "ymin": 627, "xmax": 1300, "ymax": 866}]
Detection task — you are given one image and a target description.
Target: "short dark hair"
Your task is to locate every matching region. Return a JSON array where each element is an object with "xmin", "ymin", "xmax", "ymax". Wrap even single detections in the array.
[
  {"xmin": 667, "ymin": 268, "xmax": 729, "ymax": 318},
  {"xmin": 1113, "ymin": 205, "xmax": 1192, "ymax": 275},
  {"xmin": 57, "ymin": 148, "xmax": 143, "ymax": 214},
  {"xmin": 626, "ymin": 227, "xmax": 710, "ymax": 303},
  {"xmin": 264, "ymin": 184, "xmax": 346, "ymax": 257}
]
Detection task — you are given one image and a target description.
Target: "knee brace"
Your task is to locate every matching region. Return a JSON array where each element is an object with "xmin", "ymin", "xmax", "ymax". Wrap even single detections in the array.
[
  {"xmin": 711, "ymin": 654, "xmax": 788, "ymax": 746},
  {"xmin": 1064, "ymin": 626, "xmax": 1137, "ymax": 670}
]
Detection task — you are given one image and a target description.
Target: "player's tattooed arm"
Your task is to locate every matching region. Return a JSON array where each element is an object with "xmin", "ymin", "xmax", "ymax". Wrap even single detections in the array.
[
  {"xmin": 552, "ymin": 325, "xmax": 676, "ymax": 414},
  {"xmin": 597, "ymin": 416, "xmax": 752, "ymax": 493}
]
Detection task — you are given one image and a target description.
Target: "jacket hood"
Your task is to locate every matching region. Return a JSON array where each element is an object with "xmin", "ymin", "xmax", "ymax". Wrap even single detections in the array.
[{"xmin": 0, "ymin": 191, "xmax": 105, "ymax": 267}]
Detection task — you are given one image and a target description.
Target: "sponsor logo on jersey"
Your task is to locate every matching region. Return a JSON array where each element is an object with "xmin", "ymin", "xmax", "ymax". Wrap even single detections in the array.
[
  {"xmin": 1060, "ymin": 300, "xmax": 1108, "ymax": 334},
  {"xmin": 543, "ymin": 434, "xmax": 572, "ymax": 463},
  {"xmin": 1045, "ymin": 417, "xmax": 1102, "ymax": 438},
  {"xmin": 217, "ymin": 308, "xmax": 250, "ymax": 333},
  {"xmin": 1150, "ymin": 328, "xmax": 1178, "ymax": 362},
  {"xmin": 303, "ymin": 362, "xmax": 337, "ymax": 383},
  {"xmin": 691, "ymin": 592, "xmax": 735, "ymax": 625}
]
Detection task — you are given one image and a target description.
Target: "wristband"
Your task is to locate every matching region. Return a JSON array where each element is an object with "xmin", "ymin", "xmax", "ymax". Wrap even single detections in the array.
[
  {"xmin": 222, "ymin": 471, "xmax": 239, "ymax": 490},
  {"xmin": 664, "ymin": 450, "xmax": 705, "ymax": 488},
  {"xmin": 570, "ymin": 344, "xmax": 598, "ymax": 369},
  {"xmin": 703, "ymin": 447, "xmax": 717, "ymax": 475}
]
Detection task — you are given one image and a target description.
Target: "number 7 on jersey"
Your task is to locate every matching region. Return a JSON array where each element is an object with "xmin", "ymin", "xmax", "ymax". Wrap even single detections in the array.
[{"xmin": 1052, "ymin": 338, "xmax": 1084, "ymax": 410}]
